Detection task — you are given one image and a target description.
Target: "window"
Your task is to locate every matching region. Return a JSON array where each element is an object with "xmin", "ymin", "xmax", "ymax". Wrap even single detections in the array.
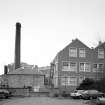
[
  {"xmin": 93, "ymin": 63, "xmax": 104, "ymax": 72},
  {"xmin": 79, "ymin": 62, "xmax": 91, "ymax": 72},
  {"xmin": 70, "ymin": 62, "xmax": 77, "ymax": 71},
  {"xmin": 79, "ymin": 48, "xmax": 86, "ymax": 57},
  {"xmin": 99, "ymin": 64, "xmax": 104, "ymax": 69},
  {"xmin": 98, "ymin": 49, "xmax": 104, "ymax": 59},
  {"xmin": 68, "ymin": 77, "xmax": 77, "ymax": 86},
  {"xmin": 61, "ymin": 76, "xmax": 77, "ymax": 86},
  {"xmin": 93, "ymin": 64, "xmax": 98, "ymax": 72},
  {"xmin": 79, "ymin": 63, "xmax": 84, "ymax": 71},
  {"xmin": 69, "ymin": 48, "xmax": 77, "ymax": 57},
  {"xmin": 62, "ymin": 61, "xmax": 69, "ymax": 70},
  {"xmin": 62, "ymin": 61, "xmax": 77, "ymax": 71},
  {"xmin": 94, "ymin": 64, "xmax": 97, "ymax": 69},
  {"xmin": 85, "ymin": 63, "xmax": 90, "ymax": 72}
]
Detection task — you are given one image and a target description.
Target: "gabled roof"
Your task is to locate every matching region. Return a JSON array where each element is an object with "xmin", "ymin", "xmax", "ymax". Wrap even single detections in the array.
[
  {"xmin": 95, "ymin": 42, "xmax": 105, "ymax": 49},
  {"xmin": 62, "ymin": 38, "xmax": 90, "ymax": 50},
  {"xmin": 59, "ymin": 38, "xmax": 91, "ymax": 55},
  {"xmin": 52, "ymin": 38, "xmax": 91, "ymax": 62},
  {"xmin": 7, "ymin": 67, "xmax": 43, "ymax": 75}
]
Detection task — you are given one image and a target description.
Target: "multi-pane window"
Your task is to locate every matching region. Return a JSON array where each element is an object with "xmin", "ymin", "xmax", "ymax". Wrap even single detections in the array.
[
  {"xmin": 68, "ymin": 77, "xmax": 77, "ymax": 86},
  {"xmin": 79, "ymin": 62, "xmax": 91, "ymax": 72},
  {"xmin": 61, "ymin": 76, "xmax": 77, "ymax": 86},
  {"xmin": 62, "ymin": 61, "xmax": 77, "ymax": 71},
  {"xmin": 98, "ymin": 49, "xmax": 104, "ymax": 59},
  {"xmin": 79, "ymin": 63, "xmax": 84, "ymax": 71},
  {"xmin": 70, "ymin": 62, "xmax": 77, "ymax": 71},
  {"xmin": 69, "ymin": 48, "xmax": 77, "ymax": 57},
  {"xmin": 85, "ymin": 63, "xmax": 90, "ymax": 72},
  {"xmin": 93, "ymin": 64, "xmax": 97, "ymax": 70},
  {"xmin": 79, "ymin": 48, "xmax": 86, "ymax": 57},
  {"xmin": 93, "ymin": 63, "xmax": 104, "ymax": 72},
  {"xmin": 93, "ymin": 64, "xmax": 98, "ymax": 72},
  {"xmin": 62, "ymin": 62, "xmax": 69, "ymax": 70},
  {"xmin": 99, "ymin": 64, "xmax": 104, "ymax": 70}
]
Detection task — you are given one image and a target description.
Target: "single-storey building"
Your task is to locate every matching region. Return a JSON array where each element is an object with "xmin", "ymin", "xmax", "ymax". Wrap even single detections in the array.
[{"xmin": 6, "ymin": 66, "xmax": 45, "ymax": 92}]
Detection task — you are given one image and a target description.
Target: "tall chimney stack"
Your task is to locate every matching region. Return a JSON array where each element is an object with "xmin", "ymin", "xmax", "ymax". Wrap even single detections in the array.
[
  {"xmin": 4, "ymin": 65, "xmax": 8, "ymax": 74},
  {"xmin": 15, "ymin": 22, "xmax": 21, "ymax": 70}
]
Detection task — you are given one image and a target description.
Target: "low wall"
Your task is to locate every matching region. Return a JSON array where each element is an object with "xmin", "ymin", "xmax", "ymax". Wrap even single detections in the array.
[
  {"xmin": 0, "ymin": 88, "xmax": 30, "ymax": 97},
  {"xmin": 0, "ymin": 87, "xmax": 50, "ymax": 97},
  {"xmin": 29, "ymin": 92, "xmax": 49, "ymax": 97},
  {"xmin": 11, "ymin": 88, "xmax": 29, "ymax": 96}
]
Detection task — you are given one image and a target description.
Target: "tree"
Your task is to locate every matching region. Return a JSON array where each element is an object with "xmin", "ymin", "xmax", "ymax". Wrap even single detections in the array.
[
  {"xmin": 77, "ymin": 78, "xmax": 105, "ymax": 92},
  {"xmin": 77, "ymin": 78, "xmax": 95, "ymax": 90},
  {"xmin": 95, "ymin": 78, "xmax": 105, "ymax": 92}
]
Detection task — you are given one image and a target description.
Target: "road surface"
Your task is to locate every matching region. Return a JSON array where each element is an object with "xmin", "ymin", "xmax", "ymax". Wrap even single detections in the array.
[{"xmin": 1, "ymin": 97, "xmax": 87, "ymax": 105}]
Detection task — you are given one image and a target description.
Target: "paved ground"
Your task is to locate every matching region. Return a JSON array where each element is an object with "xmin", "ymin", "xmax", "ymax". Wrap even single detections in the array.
[{"xmin": 0, "ymin": 97, "xmax": 89, "ymax": 105}]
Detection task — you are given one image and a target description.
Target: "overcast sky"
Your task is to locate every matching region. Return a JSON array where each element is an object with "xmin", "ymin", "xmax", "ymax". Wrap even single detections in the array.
[{"xmin": 0, "ymin": 0, "xmax": 105, "ymax": 74}]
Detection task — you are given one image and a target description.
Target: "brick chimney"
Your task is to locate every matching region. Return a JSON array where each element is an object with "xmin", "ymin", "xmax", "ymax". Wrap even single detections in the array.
[
  {"xmin": 4, "ymin": 65, "xmax": 8, "ymax": 74},
  {"xmin": 98, "ymin": 41, "xmax": 102, "ymax": 45},
  {"xmin": 15, "ymin": 22, "xmax": 21, "ymax": 70}
]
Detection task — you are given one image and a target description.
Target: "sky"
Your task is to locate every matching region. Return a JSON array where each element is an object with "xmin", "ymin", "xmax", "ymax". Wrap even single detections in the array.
[{"xmin": 0, "ymin": 0, "xmax": 105, "ymax": 74}]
